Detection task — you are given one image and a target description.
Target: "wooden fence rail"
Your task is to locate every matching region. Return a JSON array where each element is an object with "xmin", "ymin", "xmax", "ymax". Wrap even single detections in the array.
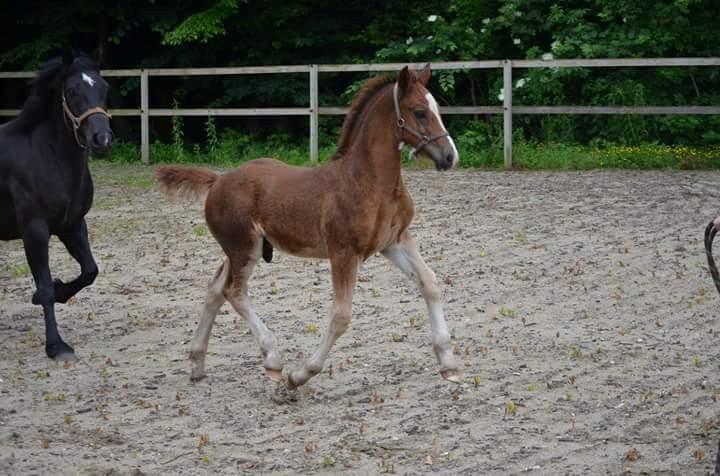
[{"xmin": 1, "ymin": 58, "xmax": 719, "ymax": 166}]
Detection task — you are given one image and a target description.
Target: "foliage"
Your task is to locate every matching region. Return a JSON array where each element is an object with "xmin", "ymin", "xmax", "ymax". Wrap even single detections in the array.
[
  {"xmin": 163, "ymin": 0, "xmax": 239, "ymax": 46},
  {"xmin": 1, "ymin": 0, "xmax": 718, "ymax": 163}
]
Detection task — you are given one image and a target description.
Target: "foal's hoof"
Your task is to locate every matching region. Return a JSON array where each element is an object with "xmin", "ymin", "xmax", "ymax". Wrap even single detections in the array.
[
  {"xmin": 440, "ymin": 368, "xmax": 462, "ymax": 383},
  {"xmin": 53, "ymin": 352, "xmax": 78, "ymax": 363},
  {"xmin": 266, "ymin": 369, "xmax": 283, "ymax": 382},
  {"xmin": 286, "ymin": 373, "xmax": 301, "ymax": 390},
  {"xmin": 46, "ymin": 341, "xmax": 76, "ymax": 362},
  {"xmin": 190, "ymin": 371, "xmax": 207, "ymax": 382}
]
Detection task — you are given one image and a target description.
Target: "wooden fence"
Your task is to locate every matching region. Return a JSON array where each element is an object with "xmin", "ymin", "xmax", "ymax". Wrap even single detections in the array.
[{"xmin": 1, "ymin": 58, "xmax": 719, "ymax": 167}]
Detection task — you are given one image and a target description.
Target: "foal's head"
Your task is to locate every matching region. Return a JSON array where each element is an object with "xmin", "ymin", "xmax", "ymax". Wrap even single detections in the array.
[
  {"xmin": 394, "ymin": 65, "xmax": 459, "ymax": 170},
  {"xmin": 47, "ymin": 49, "xmax": 113, "ymax": 156},
  {"xmin": 18, "ymin": 50, "xmax": 113, "ymax": 156}
]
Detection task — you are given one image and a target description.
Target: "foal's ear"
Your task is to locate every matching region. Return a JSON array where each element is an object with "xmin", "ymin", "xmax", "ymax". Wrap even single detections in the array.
[
  {"xmin": 397, "ymin": 66, "xmax": 414, "ymax": 94},
  {"xmin": 418, "ymin": 63, "xmax": 431, "ymax": 86},
  {"xmin": 62, "ymin": 47, "xmax": 74, "ymax": 67}
]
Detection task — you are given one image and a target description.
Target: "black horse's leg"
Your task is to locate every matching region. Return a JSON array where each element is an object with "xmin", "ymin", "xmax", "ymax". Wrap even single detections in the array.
[
  {"xmin": 54, "ymin": 219, "xmax": 98, "ymax": 303},
  {"xmin": 22, "ymin": 220, "xmax": 76, "ymax": 360}
]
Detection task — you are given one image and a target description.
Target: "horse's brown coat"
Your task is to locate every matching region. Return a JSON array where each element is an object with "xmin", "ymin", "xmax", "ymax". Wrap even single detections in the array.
[{"xmin": 156, "ymin": 66, "xmax": 461, "ymax": 388}]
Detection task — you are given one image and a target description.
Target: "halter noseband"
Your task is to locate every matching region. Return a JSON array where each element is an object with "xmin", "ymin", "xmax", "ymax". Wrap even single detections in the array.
[
  {"xmin": 393, "ymin": 83, "xmax": 448, "ymax": 159},
  {"xmin": 62, "ymin": 91, "xmax": 112, "ymax": 148}
]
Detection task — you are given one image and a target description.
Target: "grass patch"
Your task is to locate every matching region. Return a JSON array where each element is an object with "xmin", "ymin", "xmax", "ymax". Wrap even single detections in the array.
[
  {"xmin": 103, "ymin": 133, "xmax": 720, "ymax": 170},
  {"xmin": 2, "ymin": 262, "xmax": 31, "ymax": 278}
]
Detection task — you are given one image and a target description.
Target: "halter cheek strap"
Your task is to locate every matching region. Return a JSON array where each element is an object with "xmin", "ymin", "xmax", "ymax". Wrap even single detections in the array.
[
  {"xmin": 393, "ymin": 83, "xmax": 448, "ymax": 159},
  {"xmin": 62, "ymin": 92, "xmax": 112, "ymax": 148}
]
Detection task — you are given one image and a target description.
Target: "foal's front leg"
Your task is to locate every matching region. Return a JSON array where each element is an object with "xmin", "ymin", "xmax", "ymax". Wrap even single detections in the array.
[
  {"xmin": 54, "ymin": 219, "xmax": 98, "ymax": 303},
  {"xmin": 22, "ymin": 220, "xmax": 76, "ymax": 361},
  {"xmin": 382, "ymin": 232, "xmax": 461, "ymax": 382},
  {"xmin": 288, "ymin": 254, "xmax": 358, "ymax": 389}
]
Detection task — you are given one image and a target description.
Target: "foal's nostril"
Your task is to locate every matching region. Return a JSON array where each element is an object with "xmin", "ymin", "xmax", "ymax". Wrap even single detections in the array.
[{"xmin": 445, "ymin": 153, "xmax": 454, "ymax": 167}]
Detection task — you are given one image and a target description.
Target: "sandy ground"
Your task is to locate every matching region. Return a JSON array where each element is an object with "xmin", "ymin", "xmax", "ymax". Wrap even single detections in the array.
[{"xmin": 1, "ymin": 163, "xmax": 720, "ymax": 475}]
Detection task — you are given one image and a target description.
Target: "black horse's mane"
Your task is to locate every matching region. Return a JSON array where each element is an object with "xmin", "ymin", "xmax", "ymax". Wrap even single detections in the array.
[{"xmin": 5, "ymin": 52, "xmax": 99, "ymax": 133}]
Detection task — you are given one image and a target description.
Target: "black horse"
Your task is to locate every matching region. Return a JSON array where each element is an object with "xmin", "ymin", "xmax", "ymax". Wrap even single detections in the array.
[{"xmin": 0, "ymin": 49, "xmax": 113, "ymax": 361}]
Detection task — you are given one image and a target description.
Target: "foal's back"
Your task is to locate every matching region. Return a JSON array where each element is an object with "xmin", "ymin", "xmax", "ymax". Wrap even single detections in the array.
[{"xmin": 205, "ymin": 158, "xmax": 346, "ymax": 259}]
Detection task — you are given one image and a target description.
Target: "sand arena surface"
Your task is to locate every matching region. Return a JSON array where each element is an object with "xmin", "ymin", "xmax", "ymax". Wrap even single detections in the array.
[{"xmin": 1, "ymin": 163, "xmax": 719, "ymax": 475}]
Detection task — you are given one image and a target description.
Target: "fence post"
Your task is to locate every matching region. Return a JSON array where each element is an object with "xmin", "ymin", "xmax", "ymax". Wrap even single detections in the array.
[
  {"xmin": 309, "ymin": 64, "xmax": 319, "ymax": 162},
  {"xmin": 140, "ymin": 70, "xmax": 150, "ymax": 164},
  {"xmin": 503, "ymin": 60, "xmax": 513, "ymax": 168}
]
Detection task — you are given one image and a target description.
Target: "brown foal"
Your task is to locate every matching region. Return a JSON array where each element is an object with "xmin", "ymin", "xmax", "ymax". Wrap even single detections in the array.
[{"xmin": 156, "ymin": 65, "xmax": 461, "ymax": 388}]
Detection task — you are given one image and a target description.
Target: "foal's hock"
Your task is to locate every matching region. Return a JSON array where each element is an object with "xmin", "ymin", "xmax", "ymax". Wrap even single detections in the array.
[{"xmin": 157, "ymin": 65, "xmax": 461, "ymax": 388}]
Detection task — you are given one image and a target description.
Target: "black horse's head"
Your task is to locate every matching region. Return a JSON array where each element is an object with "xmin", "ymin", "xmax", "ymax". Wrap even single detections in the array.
[{"xmin": 58, "ymin": 49, "xmax": 113, "ymax": 156}]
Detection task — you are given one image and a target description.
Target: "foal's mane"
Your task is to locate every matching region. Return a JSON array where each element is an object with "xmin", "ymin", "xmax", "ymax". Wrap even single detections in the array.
[
  {"xmin": 5, "ymin": 52, "xmax": 98, "ymax": 133},
  {"xmin": 331, "ymin": 75, "xmax": 396, "ymax": 160}
]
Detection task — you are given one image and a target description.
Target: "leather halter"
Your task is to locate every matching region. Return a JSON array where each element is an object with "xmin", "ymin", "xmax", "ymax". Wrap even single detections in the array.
[
  {"xmin": 393, "ymin": 83, "xmax": 448, "ymax": 158},
  {"xmin": 62, "ymin": 91, "xmax": 112, "ymax": 148}
]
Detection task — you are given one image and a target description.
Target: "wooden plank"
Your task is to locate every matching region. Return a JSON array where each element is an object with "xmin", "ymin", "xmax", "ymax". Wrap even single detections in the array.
[
  {"xmin": 441, "ymin": 106, "xmax": 504, "ymax": 114},
  {"xmin": 140, "ymin": 71, "xmax": 149, "ymax": 164},
  {"xmin": 309, "ymin": 65, "xmax": 319, "ymax": 162},
  {"xmin": 0, "ymin": 70, "xmax": 141, "ymax": 79},
  {"xmin": 146, "ymin": 65, "xmax": 311, "ymax": 76},
  {"xmin": 513, "ymin": 106, "xmax": 720, "ymax": 115},
  {"xmin": 0, "ymin": 72, "xmax": 34, "ymax": 79},
  {"xmin": 149, "ymin": 108, "xmax": 311, "ymax": 116},
  {"xmin": 108, "ymin": 109, "xmax": 142, "ymax": 116},
  {"xmin": 503, "ymin": 60, "xmax": 513, "ymax": 168},
  {"xmin": 4, "ymin": 106, "xmax": 717, "ymax": 118},
  {"xmin": 515, "ymin": 58, "xmax": 720, "ymax": 68},
  {"xmin": 318, "ymin": 60, "xmax": 504, "ymax": 73},
  {"xmin": 102, "ymin": 69, "xmax": 142, "ymax": 77},
  {"xmin": 318, "ymin": 106, "xmax": 504, "ymax": 115}
]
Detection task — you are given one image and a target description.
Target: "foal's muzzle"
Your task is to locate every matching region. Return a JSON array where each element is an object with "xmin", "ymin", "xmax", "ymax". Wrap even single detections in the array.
[
  {"xmin": 89, "ymin": 129, "xmax": 114, "ymax": 157},
  {"xmin": 84, "ymin": 115, "xmax": 114, "ymax": 157},
  {"xmin": 426, "ymin": 140, "xmax": 459, "ymax": 171}
]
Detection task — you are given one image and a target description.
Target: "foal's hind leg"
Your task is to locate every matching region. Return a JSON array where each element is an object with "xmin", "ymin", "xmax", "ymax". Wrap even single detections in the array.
[
  {"xmin": 288, "ymin": 254, "xmax": 358, "ymax": 389},
  {"xmin": 22, "ymin": 220, "xmax": 75, "ymax": 360},
  {"xmin": 223, "ymin": 240, "xmax": 283, "ymax": 381},
  {"xmin": 382, "ymin": 232, "xmax": 461, "ymax": 382},
  {"xmin": 189, "ymin": 260, "xmax": 229, "ymax": 381},
  {"xmin": 53, "ymin": 219, "xmax": 98, "ymax": 303}
]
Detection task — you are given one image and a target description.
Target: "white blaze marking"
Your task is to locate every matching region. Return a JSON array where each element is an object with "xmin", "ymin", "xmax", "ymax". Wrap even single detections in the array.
[
  {"xmin": 82, "ymin": 73, "xmax": 95, "ymax": 87},
  {"xmin": 425, "ymin": 92, "xmax": 460, "ymax": 167}
]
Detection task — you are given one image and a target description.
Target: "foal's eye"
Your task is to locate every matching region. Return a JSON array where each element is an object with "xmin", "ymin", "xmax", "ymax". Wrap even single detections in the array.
[
  {"xmin": 413, "ymin": 110, "xmax": 427, "ymax": 120},
  {"xmin": 66, "ymin": 87, "xmax": 77, "ymax": 98}
]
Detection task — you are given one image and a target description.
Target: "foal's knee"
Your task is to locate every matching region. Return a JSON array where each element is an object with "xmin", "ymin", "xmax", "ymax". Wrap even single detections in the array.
[
  {"xmin": 83, "ymin": 264, "xmax": 98, "ymax": 286},
  {"xmin": 330, "ymin": 304, "xmax": 352, "ymax": 336},
  {"xmin": 420, "ymin": 274, "xmax": 442, "ymax": 302}
]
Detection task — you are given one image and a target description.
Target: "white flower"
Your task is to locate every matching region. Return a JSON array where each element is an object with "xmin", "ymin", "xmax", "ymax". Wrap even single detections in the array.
[
  {"xmin": 551, "ymin": 40, "xmax": 561, "ymax": 51},
  {"xmin": 513, "ymin": 38, "xmax": 521, "ymax": 45},
  {"xmin": 515, "ymin": 78, "xmax": 526, "ymax": 88},
  {"xmin": 427, "ymin": 15, "xmax": 438, "ymax": 22},
  {"xmin": 406, "ymin": 37, "xmax": 414, "ymax": 45},
  {"xmin": 482, "ymin": 18, "xmax": 491, "ymax": 24},
  {"xmin": 515, "ymin": 11, "xmax": 522, "ymax": 17},
  {"xmin": 498, "ymin": 88, "xmax": 504, "ymax": 101},
  {"xmin": 541, "ymin": 52, "xmax": 554, "ymax": 61},
  {"xmin": 426, "ymin": 35, "xmax": 433, "ymax": 40},
  {"xmin": 481, "ymin": 28, "xmax": 486, "ymax": 33},
  {"xmin": 622, "ymin": 17, "xmax": 627, "ymax": 23}
]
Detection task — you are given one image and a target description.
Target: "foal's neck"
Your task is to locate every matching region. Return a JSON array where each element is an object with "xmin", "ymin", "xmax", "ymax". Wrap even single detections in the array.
[{"xmin": 345, "ymin": 86, "xmax": 403, "ymax": 192}]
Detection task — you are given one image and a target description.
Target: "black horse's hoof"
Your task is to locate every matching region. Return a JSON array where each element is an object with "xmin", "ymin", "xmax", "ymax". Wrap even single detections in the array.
[{"xmin": 46, "ymin": 342, "xmax": 77, "ymax": 362}]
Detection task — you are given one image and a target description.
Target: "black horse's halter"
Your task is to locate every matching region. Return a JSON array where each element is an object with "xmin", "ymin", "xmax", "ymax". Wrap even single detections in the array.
[
  {"xmin": 62, "ymin": 89, "xmax": 112, "ymax": 148},
  {"xmin": 393, "ymin": 83, "xmax": 448, "ymax": 159}
]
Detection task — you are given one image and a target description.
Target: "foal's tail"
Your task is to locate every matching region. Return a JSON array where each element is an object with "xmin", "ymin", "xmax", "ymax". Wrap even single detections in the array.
[
  {"xmin": 155, "ymin": 166, "xmax": 218, "ymax": 202},
  {"xmin": 704, "ymin": 216, "xmax": 720, "ymax": 295}
]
